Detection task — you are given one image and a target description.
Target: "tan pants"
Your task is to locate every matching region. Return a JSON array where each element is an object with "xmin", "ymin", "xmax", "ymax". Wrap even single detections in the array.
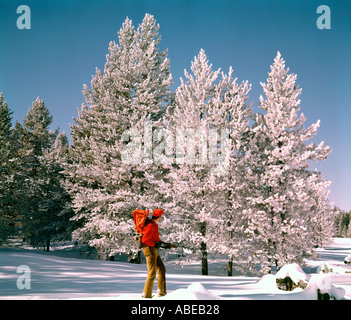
[{"xmin": 142, "ymin": 246, "xmax": 166, "ymax": 298}]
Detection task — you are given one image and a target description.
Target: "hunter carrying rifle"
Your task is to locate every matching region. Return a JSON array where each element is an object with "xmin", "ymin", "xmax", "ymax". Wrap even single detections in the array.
[{"xmin": 133, "ymin": 208, "xmax": 176, "ymax": 298}]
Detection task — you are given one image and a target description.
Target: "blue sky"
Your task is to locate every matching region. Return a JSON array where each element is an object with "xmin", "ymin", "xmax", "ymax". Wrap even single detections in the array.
[{"xmin": 0, "ymin": 0, "xmax": 350, "ymax": 210}]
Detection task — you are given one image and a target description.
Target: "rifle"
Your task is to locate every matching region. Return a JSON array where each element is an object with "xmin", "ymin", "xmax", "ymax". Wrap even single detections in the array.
[
  {"xmin": 156, "ymin": 242, "xmax": 177, "ymax": 249},
  {"xmin": 157, "ymin": 242, "xmax": 192, "ymax": 250}
]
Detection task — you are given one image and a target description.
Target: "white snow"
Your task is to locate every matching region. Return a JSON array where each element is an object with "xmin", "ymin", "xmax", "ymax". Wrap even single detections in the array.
[
  {"xmin": 0, "ymin": 238, "xmax": 350, "ymax": 300},
  {"xmin": 165, "ymin": 283, "xmax": 222, "ymax": 300}
]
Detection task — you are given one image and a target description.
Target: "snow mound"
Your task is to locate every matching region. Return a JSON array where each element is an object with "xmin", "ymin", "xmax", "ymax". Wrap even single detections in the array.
[
  {"xmin": 345, "ymin": 253, "xmax": 351, "ymax": 264},
  {"xmin": 256, "ymin": 274, "xmax": 278, "ymax": 291},
  {"xmin": 306, "ymin": 275, "xmax": 346, "ymax": 300},
  {"xmin": 166, "ymin": 283, "xmax": 222, "ymax": 300},
  {"xmin": 275, "ymin": 263, "xmax": 311, "ymax": 284},
  {"xmin": 274, "ymin": 265, "xmax": 345, "ymax": 299},
  {"xmin": 252, "ymin": 264, "xmax": 346, "ymax": 299}
]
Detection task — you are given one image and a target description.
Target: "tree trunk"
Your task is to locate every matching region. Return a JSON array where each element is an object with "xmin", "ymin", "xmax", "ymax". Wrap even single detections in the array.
[
  {"xmin": 200, "ymin": 222, "xmax": 208, "ymax": 275},
  {"xmin": 46, "ymin": 239, "xmax": 50, "ymax": 252},
  {"xmin": 201, "ymin": 241, "xmax": 208, "ymax": 275},
  {"xmin": 228, "ymin": 255, "xmax": 233, "ymax": 276},
  {"xmin": 136, "ymin": 250, "xmax": 142, "ymax": 264}
]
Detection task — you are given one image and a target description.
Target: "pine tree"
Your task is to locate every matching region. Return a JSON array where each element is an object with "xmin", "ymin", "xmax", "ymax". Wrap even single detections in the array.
[
  {"xmin": 149, "ymin": 49, "xmax": 251, "ymax": 275},
  {"xmin": 160, "ymin": 49, "xmax": 219, "ymax": 275},
  {"xmin": 66, "ymin": 14, "xmax": 172, "ymax": 258},
  {"xmin": 242, "ymin": 52, "xmax": 332, "ymax": 273},
  {"xmin": 308, "ymin": 185, "xmax": 334, "ymax": 248},
  {"xmin": 334, "ymin": 209, "xmax": 351, "ymax": 238},
  {"xmin": 15, "ymin": 97, "xmax": 58, "ymax": 247},
  {"xmin": 0, "ymin": 93, "xmax": 17, "ymax": 242},
  {"xmin": 203, "ymin": 62, "xmax": 252, "ymax": 276},
  {"xmin": 33, "ymin": 132, "xmax": 74, "ymax": 251}
]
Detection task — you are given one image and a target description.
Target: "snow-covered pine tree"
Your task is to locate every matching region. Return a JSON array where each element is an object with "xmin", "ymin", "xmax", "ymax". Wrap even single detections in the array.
[
  {"xmin": 157, "ymin": 50, "xmax": 219, "ymax": 275},
  {"xmin": 302, "ymin": 168, "xmax": 335, "ymax": 248},
  {"xmin": 207, "ymin": 68, "xmax": 253, "ymax": 276},
  {"xmin": 0, "ymin": 93, "xmax": 17, "ymax": 242},
  {"xmin": 66, "ymin": 14, "xmax": 172, "ymax": 258},
  {"xmin": 243, "ymin": 52, "xmax": 332, "ymax": 274},
  {"xmin": 149, "ymin": 49, "xmax": 251, "ymax": 275},
  {"xmin": 15, "ymin": 97, "xmax": 58, "ymax": 248}
]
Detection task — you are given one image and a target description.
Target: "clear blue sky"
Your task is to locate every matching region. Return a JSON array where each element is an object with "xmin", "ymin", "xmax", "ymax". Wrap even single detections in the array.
[{"xmin": 0, "ymin": 0, "xmax": 350, "ymax": 210}]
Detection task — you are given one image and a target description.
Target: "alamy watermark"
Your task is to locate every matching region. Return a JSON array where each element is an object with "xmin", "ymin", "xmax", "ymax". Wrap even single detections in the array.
[
  {"xmin": 121, "ymin": 121, "xmax": 231, "ymax": 176},
  {"xmin": 316, "ymin": 5, "xmax": 331, "ymax": 30},
  {"xmin": 15, "ymin": 4, "xmax": 331, "ymax": 31},
  {"xmin": 16, "ymin": 265, "xmax": 31, "ymax": 290},
  {"xmin": 16, "ymin": 5, "xmax": 31, "ymax": 30}
]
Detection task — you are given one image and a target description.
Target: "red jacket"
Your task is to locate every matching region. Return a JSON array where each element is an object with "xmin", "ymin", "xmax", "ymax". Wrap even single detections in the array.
[{"xmin": 142, "ymin": 219, "xmax": 161, "ymax": 247}]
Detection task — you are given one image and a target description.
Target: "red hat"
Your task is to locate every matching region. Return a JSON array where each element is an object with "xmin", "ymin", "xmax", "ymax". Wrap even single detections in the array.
[{"xmin": 153, "ymin": 209, "xmax": 164, "ymax": 217}]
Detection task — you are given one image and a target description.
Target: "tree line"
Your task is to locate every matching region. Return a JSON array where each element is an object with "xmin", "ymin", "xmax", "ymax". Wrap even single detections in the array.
[{"xmin": 0, "ymin": 95, "xmax": 74, "ymax": 250}]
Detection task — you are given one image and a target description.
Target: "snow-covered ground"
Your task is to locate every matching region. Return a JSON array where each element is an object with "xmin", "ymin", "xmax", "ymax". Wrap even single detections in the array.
[{"xmin": 0, "ymin": 238, "xmax": 350, "ymax": 300}]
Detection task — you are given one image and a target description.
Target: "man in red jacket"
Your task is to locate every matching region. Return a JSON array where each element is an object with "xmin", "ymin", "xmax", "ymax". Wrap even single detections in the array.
[{"xmin": 141, "ymin": 209, "xmax": 167, "ymax": 298}]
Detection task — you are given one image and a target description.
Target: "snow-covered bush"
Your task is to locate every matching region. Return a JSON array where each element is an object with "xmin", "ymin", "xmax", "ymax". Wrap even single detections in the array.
[{"xmin": 275, "ymin": 264, "xmax": 310, "ymax": 291}]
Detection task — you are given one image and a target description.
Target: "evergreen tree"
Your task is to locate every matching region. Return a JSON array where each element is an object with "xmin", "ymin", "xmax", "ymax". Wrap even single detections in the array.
[
  {"xmin": 214, "ymin": 69, "xmax": 252, "ymax": 276},
  {"xmin": 0, "ymin": 93, "xmax": 17, "ymax": 242},
  {"xmin": 66, "ymin": 14, "xmax": 172, "ymax": 258},
  {"xmin": 15, "ymin": 97, "xmax": 58, "ymax": 247},
  {"xmin": 308, "ymin": 186, "xmax": 334, "ymax": 248},
  {"xmin": 33, "ymin": 132, "xmax": 74, "ymax": 250},
  {"xmin": 242, "ymin": 52, "xmax": 332, "ymax": 273},
  {"xmin": 334, "ymin": 209, "xmax": 350, "ymax": 237},
  {"xmin": 149, "ymin": 49, "xmax": 251, "ymax": 275}
]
